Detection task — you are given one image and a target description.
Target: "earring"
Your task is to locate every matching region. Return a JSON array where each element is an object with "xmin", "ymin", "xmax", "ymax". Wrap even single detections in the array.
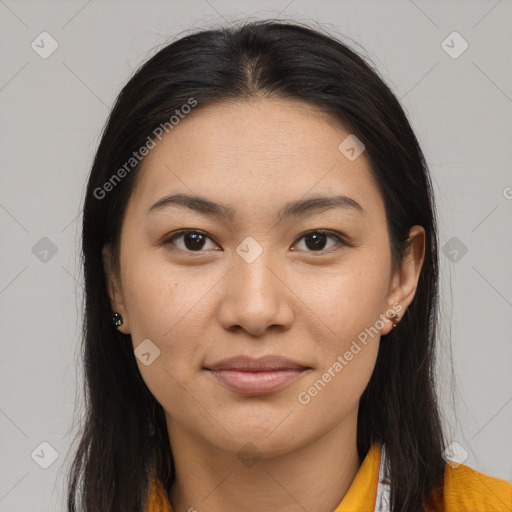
[
  {"xmin": 387, "ymin": 312, "xmax": 399, "ymax": 329},
  {"xmin": 112, "ymin": 312, "xmax": 124, "ymax": 328}
]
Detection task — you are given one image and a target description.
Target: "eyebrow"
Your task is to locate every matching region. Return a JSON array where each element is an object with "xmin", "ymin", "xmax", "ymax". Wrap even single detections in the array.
[{"xmin": 148, "ymin": 193, "xmax": 363, "ymax": 221}]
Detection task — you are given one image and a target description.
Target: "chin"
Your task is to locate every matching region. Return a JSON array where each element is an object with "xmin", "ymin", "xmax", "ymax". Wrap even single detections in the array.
[
  {"xmin": 219, "ymin": 419, "xmax": 303, "ymax": 454},
  {"xmin": 223, "ymin": 433, "xmax": 299, "ymax": 461}
]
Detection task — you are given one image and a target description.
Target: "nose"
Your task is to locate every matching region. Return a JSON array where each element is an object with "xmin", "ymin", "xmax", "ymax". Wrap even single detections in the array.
[{"xmin": 217, "ymin": 250, "xmax": 294, "ymax": 337}]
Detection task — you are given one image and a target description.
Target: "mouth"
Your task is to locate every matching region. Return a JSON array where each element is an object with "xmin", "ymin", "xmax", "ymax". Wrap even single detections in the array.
[{"xmin": 204, "ymin": 355, "xmax": 311, "ymax": 395}]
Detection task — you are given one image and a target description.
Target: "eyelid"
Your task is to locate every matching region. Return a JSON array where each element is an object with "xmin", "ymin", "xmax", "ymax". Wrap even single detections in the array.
[{"xmin": 162, "ymin": 228, "xmax": 352, "ymax": 253}]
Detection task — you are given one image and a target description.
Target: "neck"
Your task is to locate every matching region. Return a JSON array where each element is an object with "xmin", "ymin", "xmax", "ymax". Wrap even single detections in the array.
[{"xmin": 167, "ymin": 408, "xmax": 361, "ymax": 512}]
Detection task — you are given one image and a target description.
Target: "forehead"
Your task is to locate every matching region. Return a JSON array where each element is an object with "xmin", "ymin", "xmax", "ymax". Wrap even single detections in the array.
[{"xmin": 126, "ymin": 98, "xmax": 384, "ymax": 220}]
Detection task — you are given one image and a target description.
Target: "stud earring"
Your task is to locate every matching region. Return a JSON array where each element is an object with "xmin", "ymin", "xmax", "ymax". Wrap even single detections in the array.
[
  {"xmin": 112, "ymin": 312, "xmax": 124, "ymax": 328},
  {"xmin": 387, "ymin": 311, "xmax": 399, "ymax": 329}
]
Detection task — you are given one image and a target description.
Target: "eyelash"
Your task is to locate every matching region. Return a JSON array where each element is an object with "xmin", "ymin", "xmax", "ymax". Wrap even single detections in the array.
[{"xmin": 161, "ymin": 229, "xmax": 352, "ymax": 255}]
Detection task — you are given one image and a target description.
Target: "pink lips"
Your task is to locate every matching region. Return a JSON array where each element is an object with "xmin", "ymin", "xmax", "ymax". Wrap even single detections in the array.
[{"xmin": 205, "ymin": 356, "xmax": 310, "ymax": 395}]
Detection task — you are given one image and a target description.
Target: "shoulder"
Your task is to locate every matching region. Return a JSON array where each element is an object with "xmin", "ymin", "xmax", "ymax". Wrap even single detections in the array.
[{"xmin": 441, "ymin": 460, "xmax": 512, "ymax": 511}]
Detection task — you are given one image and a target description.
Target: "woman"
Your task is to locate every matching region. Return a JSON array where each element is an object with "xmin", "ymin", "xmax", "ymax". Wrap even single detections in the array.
[{"xmin": 67, "ymin": 19, "xmax": 512, "ymax": 512}]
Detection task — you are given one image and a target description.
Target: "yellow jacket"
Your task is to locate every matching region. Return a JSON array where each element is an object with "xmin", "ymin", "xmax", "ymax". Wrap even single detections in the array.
[{"xmin": 145, "ymin": 444, "xmax": 512, "ymax": 511}]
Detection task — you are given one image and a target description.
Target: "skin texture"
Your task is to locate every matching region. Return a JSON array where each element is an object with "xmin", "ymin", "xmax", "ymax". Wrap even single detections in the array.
[{"xmin": 103, "ymin": 98, "xmax": 425, "ymax": 512}]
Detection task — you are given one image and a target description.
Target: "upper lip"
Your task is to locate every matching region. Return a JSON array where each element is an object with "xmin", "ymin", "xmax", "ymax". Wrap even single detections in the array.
[{"xmin": 206, "ymin": 355, "xmax": 310, "ymax": 371}]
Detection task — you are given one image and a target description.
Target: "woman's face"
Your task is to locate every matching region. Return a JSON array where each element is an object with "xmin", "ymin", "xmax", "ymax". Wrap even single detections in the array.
[{"xmin": 104, "ymin": 98, "xmax": 424, "ymax": 458}]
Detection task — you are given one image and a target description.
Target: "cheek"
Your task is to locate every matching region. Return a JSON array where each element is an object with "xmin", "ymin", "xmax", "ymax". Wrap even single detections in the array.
[
  {"xmin": 122, "ymin": 253, "xmax": 206, "ymax": 340},
  {"xmin": 290, "ymin": 260, "xmax": 386, "ymax": 419},
  {"xmin": 295, "ymin": 340, "xmax": 379, "ymax": 432},
  {"xmin": 295, "ymin": 265, "xmax": 385, "ymax": 412},
  {"xmin": 294, "ymin": 254, "xmax": 390, "ymax": 350},
  {"xmin": 118, "ymin": 262, "xmax": 188, "ymax": 397},
  {"xmin": 122, "ymin": 257, "xmax": 211, "ymax": 420}
]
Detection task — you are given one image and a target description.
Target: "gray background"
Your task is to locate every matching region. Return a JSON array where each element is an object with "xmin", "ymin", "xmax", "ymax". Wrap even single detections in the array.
[{"xmin": 1, "ymin": 0, "xmax": 511, "ymax": 510}]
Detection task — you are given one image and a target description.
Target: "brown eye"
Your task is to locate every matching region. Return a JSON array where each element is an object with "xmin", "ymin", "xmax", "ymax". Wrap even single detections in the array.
[
  {"xmin": 163, "ymin": 230, "xmax": 219, "ymax": 252},
  {"xmin": 293, "ymin": 230, "xmax": 348, "ymax": 253},
  {"xmin": 162, "ymin": 228, "xmax": 350, "ymax": 255}
]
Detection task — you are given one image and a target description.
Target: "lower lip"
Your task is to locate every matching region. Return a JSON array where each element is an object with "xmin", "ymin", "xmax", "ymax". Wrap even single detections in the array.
[{"xmin": 208, "ymin": 369, "xmax": 307, "ymax": 395}]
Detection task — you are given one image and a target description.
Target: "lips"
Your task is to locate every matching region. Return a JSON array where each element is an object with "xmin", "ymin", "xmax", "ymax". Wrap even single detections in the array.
[
  {"xmin": 207, "ymin": 355, "xmax": 309, "ymax": 372},
  {"xmin": 205, "ymin": 356, "xmax": 311, "ymax": 395}
]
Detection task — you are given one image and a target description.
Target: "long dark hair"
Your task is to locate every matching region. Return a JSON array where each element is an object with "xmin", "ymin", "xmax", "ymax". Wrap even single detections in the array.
[{"xmin": 68, "ymin": 19, "xmax": 448, "ymax": 511}]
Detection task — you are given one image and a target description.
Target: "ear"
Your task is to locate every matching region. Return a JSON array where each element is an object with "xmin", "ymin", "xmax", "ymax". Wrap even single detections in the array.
[
  {"xmin": 102, "ymin": 244, "xmax": 130, "ymax": 335},
  {"xmin": 380, "ymin": 225, "xmax": 426, "ymax": 336}
]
